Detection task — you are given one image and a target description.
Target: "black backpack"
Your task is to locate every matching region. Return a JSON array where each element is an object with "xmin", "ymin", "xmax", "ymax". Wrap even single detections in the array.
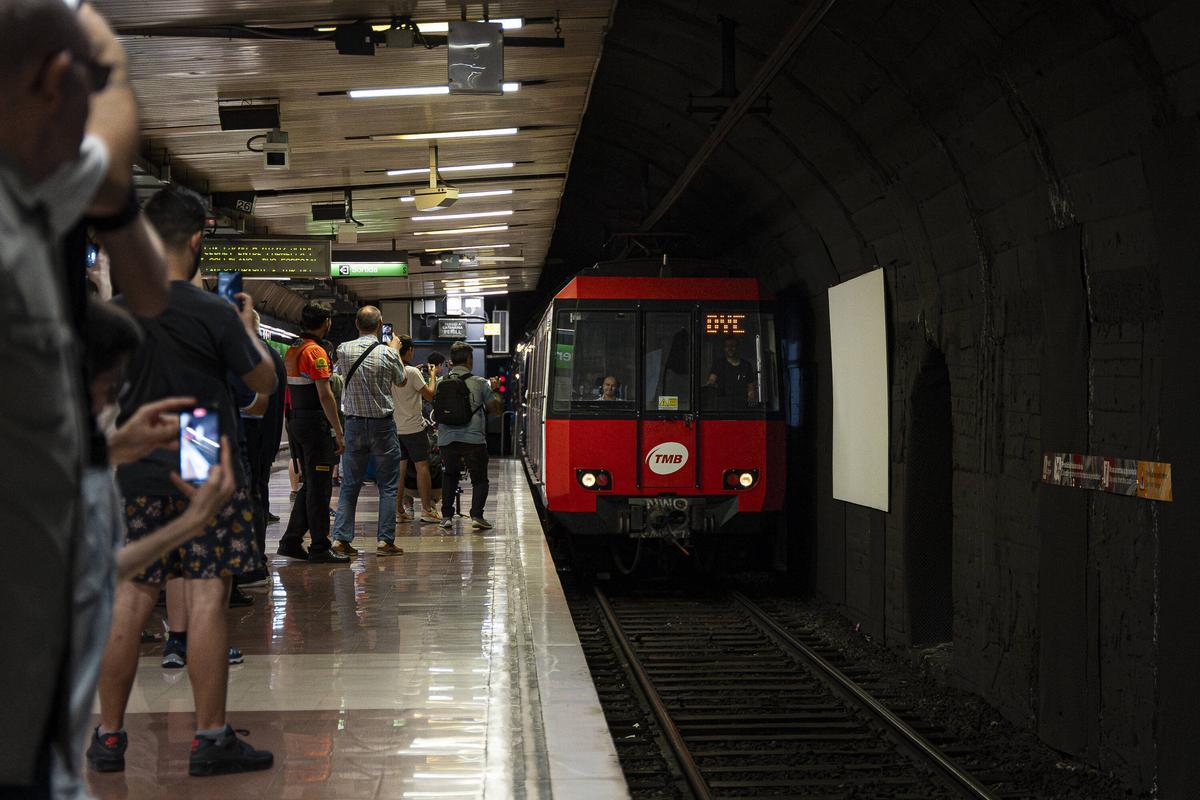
[{"xmin": 432, "ymin": 372, "xmax": 480, "ymax": 426}]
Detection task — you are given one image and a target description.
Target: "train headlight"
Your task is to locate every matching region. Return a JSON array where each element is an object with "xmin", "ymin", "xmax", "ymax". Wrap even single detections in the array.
[
  {"xmin": 723, "ymin": 469, "xmax": 759, "ymax": 490},
  {"xmin": 576, "ymin": 469, "xmax": 611, "ymax": 490}
]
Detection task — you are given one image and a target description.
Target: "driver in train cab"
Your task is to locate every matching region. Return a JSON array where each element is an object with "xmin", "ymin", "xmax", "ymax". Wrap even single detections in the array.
[
  {"xmin": 707, "ymin": 337, "xmax": 757, "ymax": 406},
  {"xmin": 600, "ymin": 375, "xmax": 621, "ymax": 401}
]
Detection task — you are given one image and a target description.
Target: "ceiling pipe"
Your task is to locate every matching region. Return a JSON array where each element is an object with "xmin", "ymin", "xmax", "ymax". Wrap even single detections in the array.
[{"xmin": 641, "ymin": 0, "xmax": 838, "ymax": 231}]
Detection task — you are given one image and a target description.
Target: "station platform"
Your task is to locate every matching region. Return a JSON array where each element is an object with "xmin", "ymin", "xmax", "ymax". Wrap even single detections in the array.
[{"xmin": 87, "ymin": 457, "xmax": 627, "ymax": 800}]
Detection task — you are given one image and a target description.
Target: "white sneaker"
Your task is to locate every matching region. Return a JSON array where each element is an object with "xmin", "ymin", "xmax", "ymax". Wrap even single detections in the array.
[{"xmin": 471, "ymin": 517, "xmax": 494, "ymax": 530}]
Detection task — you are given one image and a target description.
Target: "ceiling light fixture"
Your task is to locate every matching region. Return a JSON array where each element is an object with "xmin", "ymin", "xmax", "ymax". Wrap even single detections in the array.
[
  {"xmin": 410, "ymin": 210, "xmax": 512, "ymax": 222},
  {"xmin": 316, "ymin": 19, "xmax": 522, "ymax": 33},
  {"xmin": 368, "ymin": 127, "xmax": 518, "ymax": 142},
  {"xmin": 421, "ymin": 244, "xmax": 511, "ymax": 252},
  {"xmin": 445, "ymin": 288, "xmax": 510, "ymax": 296},
  {"xmin": 386, "ymin": 162, "xmax": 514, "ymax": 177},
  {"xmin": 402, "ymin": 189, "xmax": 512, "ymax": 203},
  {"xmin": 416, "ymin": 18, "xmax": 524, "ymax": 33},
  {"xmin": 349, "ymin": 82, "xmax": 519, "ymax": 99},
  {"xmin": 443, "ymin": 276, "xmax": 510, "ymax": 284},
  {"xmin": 412, "ymin": 224, "xmax": 509, "ymax": 236}
]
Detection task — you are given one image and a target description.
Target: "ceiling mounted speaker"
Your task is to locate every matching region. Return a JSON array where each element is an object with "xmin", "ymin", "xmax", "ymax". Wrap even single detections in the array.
[
  {"xmin": 218, "ymin": 103, "xmax": 280, "ymax": 131},
  {"xmin": 312, "ymin": 202, "xmax": 346, "ymax": 221}
]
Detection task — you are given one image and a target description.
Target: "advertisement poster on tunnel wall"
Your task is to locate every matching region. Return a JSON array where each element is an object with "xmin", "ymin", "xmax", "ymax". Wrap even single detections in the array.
[{"xmin": 1042, "ymin": 452, "xmax": 1172, "ymax": 501}]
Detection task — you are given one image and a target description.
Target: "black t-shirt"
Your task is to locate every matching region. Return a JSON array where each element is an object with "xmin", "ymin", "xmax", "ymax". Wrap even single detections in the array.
[
  {"xmin": 710, "ymin": 357, "xmax": 755, "ymax": 398},
  {"xmin": 115, "ymin": 281, "xmax": 262, "ymax": 496}
]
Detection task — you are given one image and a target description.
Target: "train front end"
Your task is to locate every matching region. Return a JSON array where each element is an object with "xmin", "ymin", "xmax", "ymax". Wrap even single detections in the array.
[{"xmin": 521, "ymin": 273, "xmax": 786, "ymax": 544}]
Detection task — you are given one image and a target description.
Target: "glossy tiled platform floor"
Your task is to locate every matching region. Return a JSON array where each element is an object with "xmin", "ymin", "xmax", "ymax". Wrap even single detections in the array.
[{"xmin": 87, "ymin": 456, "xmax": 627, "ymax": 799}]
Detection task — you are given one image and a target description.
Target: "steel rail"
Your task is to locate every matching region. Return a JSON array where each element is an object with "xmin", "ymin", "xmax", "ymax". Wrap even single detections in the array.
[
  {"xmin": 592, "ymin": 587, "xmax": 713, "ymax": 800},
  {"xmin": 730, "ymin": 591, "xmax": 1000, "ymax": 800}
]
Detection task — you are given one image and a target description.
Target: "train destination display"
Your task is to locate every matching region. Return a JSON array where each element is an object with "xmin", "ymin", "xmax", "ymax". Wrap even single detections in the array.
[
  {"xmin": 705, "ymin": 313, "xmax": 748, "ymax": 335},
  {"xmin": 201, "ymin": 238, "xmax": 330, "ymax": 278}
]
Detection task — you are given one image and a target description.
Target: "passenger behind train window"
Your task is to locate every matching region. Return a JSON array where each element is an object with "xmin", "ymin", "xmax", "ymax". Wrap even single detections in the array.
[
  {"xmin": 599, "ymin": 375, "xmax": 622, "ymax": 401},
  {"xmin": 551, "ymin": 310, "xmax": 635, "ymax": 410},
  {"xmin": 700, "ymin": 312, "xmax": 781, "ymax": 413}
]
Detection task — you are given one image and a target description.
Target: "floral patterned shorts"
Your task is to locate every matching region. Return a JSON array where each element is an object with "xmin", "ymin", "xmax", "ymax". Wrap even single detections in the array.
[{"xmin": 124, "ymin": 488, "xmax": 261, "ymax": 582}]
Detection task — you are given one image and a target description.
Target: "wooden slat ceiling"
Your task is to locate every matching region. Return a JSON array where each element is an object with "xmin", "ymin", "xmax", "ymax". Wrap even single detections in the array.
[{"xmin": 94, "ymin": 1, "xmax": 615, "ymax": 300}]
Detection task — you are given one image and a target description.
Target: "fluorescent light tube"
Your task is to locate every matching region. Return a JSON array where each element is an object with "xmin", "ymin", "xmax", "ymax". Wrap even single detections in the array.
[
  {"xmin": 410, "ymin": 210, "xmax": 512, "ymax": 222},
  {"xmin": 421, "ymin": 244, "xmax": 511, "ymax": 252},
  {"xmin": 413, "ymin": 225, "xmax": 509, "ymax": 236},
  {"xmin": 415, "ymin": 18, "xmax": 523, "ymax": 33},
  {"xmin": 369, "ymin": 127, "xmax": 518, "ymax": 142},
  {"xmin": 386, "ymin": 162, "xmax": 514, "ymax": 177},
  {"xmin": 349, "ymin": 83, "xmax": 519, "ymax": 99},
  {"xmin": 402, "ymin": 189, "xmax": 512, "ymax": 203}
]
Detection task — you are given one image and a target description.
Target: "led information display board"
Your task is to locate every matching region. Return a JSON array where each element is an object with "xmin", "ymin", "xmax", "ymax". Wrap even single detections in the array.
[
  {"xmin": 201, "ymin": 238, "xmax": 330, "ymax": 278},
  {"xmin": 705, "ymin": 313, "xmax": 748, "ymax": 335},
  {"xmin": 331, "ymin": 261, "xmax": 408, "ymax": 278}
]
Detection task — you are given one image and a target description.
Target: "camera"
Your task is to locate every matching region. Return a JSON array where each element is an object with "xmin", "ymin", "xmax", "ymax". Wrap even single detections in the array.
[{"xmin": 263, "ymin": 129, "xmax": 290, "ymax": 170}]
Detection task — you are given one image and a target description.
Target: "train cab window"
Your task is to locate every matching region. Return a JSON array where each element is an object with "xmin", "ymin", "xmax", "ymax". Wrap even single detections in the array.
[
  {"xmin": 551, "ymin": 310, "xmax": 636, "ymax": 411},
  {"xmin": 644, "ymin": 312, "xmax": 692, "ymax": 413},
  {"xmin": 700, "ymin": 311, "xmax": 780, "ymax": 412}
]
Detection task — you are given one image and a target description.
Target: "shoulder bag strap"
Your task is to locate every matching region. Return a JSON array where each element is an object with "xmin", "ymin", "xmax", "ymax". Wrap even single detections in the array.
[{"xmin": 344, "ymin": 341, "xmax": 382, "ymax": 386}]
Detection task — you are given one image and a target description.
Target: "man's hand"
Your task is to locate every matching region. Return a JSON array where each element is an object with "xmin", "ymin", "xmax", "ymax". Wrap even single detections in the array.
[
  {"xmin": 235, "ymin": 292, "xmax": 257, "ymax": 331},
  {"xmin": 334, "ymin": 430, "xmax": 345, "ymax": 456},
  {"xmin": 107, "ymin": 396, "xmax": 196, "ymax": 466},
  {"xmin": 170, "ymin": 435, "xmax": 236, "ymax": 525}
]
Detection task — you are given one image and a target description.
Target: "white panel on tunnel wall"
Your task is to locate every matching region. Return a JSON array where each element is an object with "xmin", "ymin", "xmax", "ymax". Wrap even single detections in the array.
[{"xmin": 828, "ymin": 269, "xmax": 889, "ymax": 512}]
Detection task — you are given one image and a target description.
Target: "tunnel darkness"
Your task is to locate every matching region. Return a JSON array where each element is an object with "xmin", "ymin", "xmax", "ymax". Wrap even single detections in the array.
[
  {"xmin": 533, "ymin": 0, "xmax": 1200, "ymax": 793},
  {"xmin": 903, "ymin": 345, "xmax": 953, "ymax": 646}
]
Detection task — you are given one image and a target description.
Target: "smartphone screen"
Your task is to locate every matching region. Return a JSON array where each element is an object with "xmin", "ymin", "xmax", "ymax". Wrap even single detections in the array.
[
  {"xmin": 381, "ymin": 322, "xmax": 394, "ymax": 342},
  {"xmin": 216, "ymin": 271, "xmax": 243, "ymax": 307},
  {"xmin": 180, "ymin": 406, "xmax": 220, "ymax": 485}
]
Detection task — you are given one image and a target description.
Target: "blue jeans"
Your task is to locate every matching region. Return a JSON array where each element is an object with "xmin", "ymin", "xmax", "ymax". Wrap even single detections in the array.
[{"xmin": 333, "ymin": 417, "xmax": 400, "ymax": 543}]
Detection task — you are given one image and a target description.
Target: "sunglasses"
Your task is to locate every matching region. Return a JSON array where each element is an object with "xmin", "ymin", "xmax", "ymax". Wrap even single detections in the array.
[
  {"xmin": 38, "ymin": 49, "xmax": 111, "ymax": 94},
  {"xmin": 78, "ymin": 55, "xmax": 112, "ymax": 94}
]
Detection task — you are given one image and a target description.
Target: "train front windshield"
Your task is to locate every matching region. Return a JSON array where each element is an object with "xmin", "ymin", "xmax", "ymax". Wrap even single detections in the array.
[
  {"xmin": 552, "ymin": 310, "xmax": 637, "ymax": 411},
  {"xmin": 549, "ymin": 306, "xmax": 779, "ymax": 414},
  {"xmin": 699, "ymin": 311, "xmax": 780, "ymax": 413}
]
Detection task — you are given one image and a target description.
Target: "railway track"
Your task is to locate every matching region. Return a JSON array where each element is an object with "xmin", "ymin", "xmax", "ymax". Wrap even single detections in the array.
[{"xmin": 591, "ymin": 587, "xmax": 999, "ymax": 799}]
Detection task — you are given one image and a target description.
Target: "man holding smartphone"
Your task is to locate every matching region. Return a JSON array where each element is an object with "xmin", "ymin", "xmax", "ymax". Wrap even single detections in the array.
[{"xmin": 92, "ymin": 185, "xmax": 278, "ymax": 778}]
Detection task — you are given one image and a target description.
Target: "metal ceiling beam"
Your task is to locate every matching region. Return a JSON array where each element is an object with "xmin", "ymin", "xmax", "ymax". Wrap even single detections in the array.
[{"xmin": 640, "ymin": 0, "xmax": 838, "ymax": 231}]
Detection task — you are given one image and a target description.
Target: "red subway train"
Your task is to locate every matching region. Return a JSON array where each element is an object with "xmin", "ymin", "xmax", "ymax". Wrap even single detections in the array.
[{"xmin": 514, "ymin": 260, "xmax": 786, "ymax": 569}]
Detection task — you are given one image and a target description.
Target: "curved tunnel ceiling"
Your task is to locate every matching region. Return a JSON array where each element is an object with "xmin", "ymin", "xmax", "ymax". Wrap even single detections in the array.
[{"xmin": 544, "ymin": 0, "xmax": 1185, "ymax": 333}]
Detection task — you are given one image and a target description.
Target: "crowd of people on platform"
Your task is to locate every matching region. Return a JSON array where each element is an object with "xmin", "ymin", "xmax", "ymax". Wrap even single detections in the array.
[{"xmin": 0, "ymin": 2, "xmax": 501, "ymax": 795}]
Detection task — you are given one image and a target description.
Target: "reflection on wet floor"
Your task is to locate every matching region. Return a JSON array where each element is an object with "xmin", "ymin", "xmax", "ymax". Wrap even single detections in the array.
[{"xmin": 87, "ymin": 458, "xmax": 626, "ymax": 799}]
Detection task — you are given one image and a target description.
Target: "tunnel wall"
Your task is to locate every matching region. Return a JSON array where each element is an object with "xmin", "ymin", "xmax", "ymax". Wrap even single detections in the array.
[{"xmin": 545, "ymin": 0, "xmax": 1200, "ymax": 792}]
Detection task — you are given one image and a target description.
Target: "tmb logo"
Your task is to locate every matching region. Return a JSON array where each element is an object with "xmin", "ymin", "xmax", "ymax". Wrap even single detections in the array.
[{"xmin": 645, "ymin": 441, "xmax": 690, "ymax": 475}]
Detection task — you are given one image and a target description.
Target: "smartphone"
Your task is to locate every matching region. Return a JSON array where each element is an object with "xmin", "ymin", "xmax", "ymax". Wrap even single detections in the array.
[
  {"xmin": 216, "ymin": 271, "xmax": 243, "ymax": 308},
  {"xmin": 382, "ymin": 322, "xmax": 394, "ymax": 341},
  {"xmin": 179, "ymin": 406, "xmax": 221, "ymax": 485}
]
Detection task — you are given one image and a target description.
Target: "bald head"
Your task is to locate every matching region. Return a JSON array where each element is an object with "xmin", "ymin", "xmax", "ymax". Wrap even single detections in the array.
[
  {"xmin": 356, "ymin": 306, "xmax": 382, "ymax": 334},
  {"xmin": 0, "ymin": 0, "xmax": 88, "ymax": 82},
  {"xmin": 0, "ymin": 0, "xmax": 93, "ymax": 182}
]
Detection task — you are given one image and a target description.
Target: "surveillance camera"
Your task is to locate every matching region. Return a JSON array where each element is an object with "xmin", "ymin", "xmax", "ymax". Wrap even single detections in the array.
[
  {"xmin": 411, "ymin": 186, "xmax": 459, "ymax": 211},
  {"xmin": 263, "ymin": 129, "xmax": 290, "ymax": 170}
]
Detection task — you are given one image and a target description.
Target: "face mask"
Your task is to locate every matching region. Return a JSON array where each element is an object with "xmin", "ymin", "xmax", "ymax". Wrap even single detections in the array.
[
  {"xmin": 185, "ymin": 239, "xmax": 204, "ymax": 281},
  {"xmin": 95, "ymin": 403, "xmax": 120, "ymax": 438}
]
